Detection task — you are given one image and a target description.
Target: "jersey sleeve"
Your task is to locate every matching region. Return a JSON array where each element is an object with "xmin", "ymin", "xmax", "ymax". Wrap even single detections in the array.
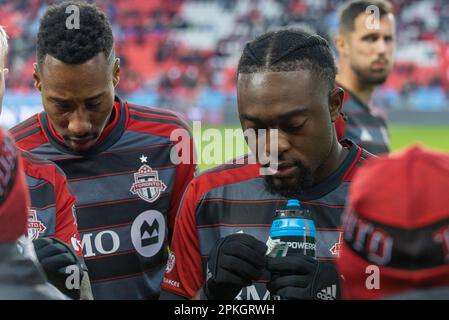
[
  {"xmin": 161, "ymin": 180, "xmax": 203, "ymax": 299},
  {"xmin": 0, "ymin": 129, "xmax": 29, "ymax": 242},
  {"xmin": 167, "ymin": 126, "xmax": 198, "ymax": 242},
  {"xmin": 53, "ymin": 166, "xmax": 83, "ymax": 257},
  {"xmin": 9, "ymin": 114, "xmax": 48, "ymax": 151}
]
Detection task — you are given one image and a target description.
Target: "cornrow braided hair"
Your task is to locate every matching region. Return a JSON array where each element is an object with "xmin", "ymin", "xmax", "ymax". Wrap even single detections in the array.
[{"xmin": 238, "ymin": 28, "xmax": 337, "ymax": 92}]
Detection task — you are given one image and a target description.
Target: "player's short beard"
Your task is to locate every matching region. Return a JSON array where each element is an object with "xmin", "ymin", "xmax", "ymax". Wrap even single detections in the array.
[
  {"xmin": 352, "ymin": 65, "xmax": 389, "ymax": 87},
  {"xmin": 264, "ymin": 162, "xmax": 315, "ymax": 199}
]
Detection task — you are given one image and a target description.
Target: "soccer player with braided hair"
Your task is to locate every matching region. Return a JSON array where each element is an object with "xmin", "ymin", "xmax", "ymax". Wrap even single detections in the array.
[{"xmin": 160, "ymin": 28, "xmax": 374, "ymax": 300}]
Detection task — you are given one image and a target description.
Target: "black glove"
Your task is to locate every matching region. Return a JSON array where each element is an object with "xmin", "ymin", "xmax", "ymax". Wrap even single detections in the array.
[
  {"xmin": 203, "ymin": 233, "xmax": 267, "ymax": 300},
  {"xmin": 267, "ymin": 255, "xmax": 340, "ymax": 300},
  {"xmin": 33, "ymin": 237, "xmax": 87, "ymax": 300}
]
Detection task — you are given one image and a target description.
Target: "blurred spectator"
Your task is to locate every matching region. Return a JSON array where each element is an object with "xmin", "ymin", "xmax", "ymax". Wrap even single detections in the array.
[{"xmin": 1, "ymin": 0, "xmax": 449, "ymax": 127}]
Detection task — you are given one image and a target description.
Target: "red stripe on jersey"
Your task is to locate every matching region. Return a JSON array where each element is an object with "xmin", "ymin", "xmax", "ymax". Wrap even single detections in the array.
[
  {"xmin": 76, "ymin": 197, "xmax": 143, "ymax": 209},
  {"xmin": 10, "ymin": 116, "xmax": 48, "ymax": 151},
  {"xmin": 100, "ymin": 143, "xmax": 174, "ymax": 155},
  {"xmin": 205, "ymin": 154, "xmax": 255, "ymax": 174},
  {"xmin": 199, "ymin": 198, "xmax": 344, "ymax": 209},
  {"xmin": 168, "ymin": 163, "xmax": 196, "ymax": 234},
  {"xmin": 26, "ymin": 181, "xmax": 48, "ymax": 190},
  {"xmin": 128, "ymin": 107, "xmax": 186, "ymax": 123},
  {"xmin": 301, "ymin": 201, "xmax": 345, "ymax": 209},
  {"xmin": 97, "ymin": 101, "xmax": 121, "ymax": 144},
  {"xmin": 68, "ymin": 164, "xmax": 177, "ymax": 183},
  {"xmin": 128, "ymin": 104, "xmax": 188, "ymax": 124},
  {"xmin": 127, "ymin": 114, "xmax": 189, "ymax": 139},
  {"xmin": 10, "ymin": 114, "xmax": 37, "ymax": 127},
  {"xmin": 0, "ymin": 131, "xmax": 28, "ymax": 242},
  {"xmin": 45, "ymin": 114, "xmax": 64, "ymax": 144},
  {"xmin": 201, "ymin": 198, "xmax": 284, "ymax": 205},
  {"xmin": 11, "ymin": 122, "xmax": 42, "ymax": 144},
  {"xmin": 9, "ymin": 115, "xmax": 39, "ymax": 134},
  {"xmin": 342, "ymin": 147, "xmax": 364, "ymax": 182},
  {"xmin": 84, "ymin": 249, "xmax": 136, "ymax": 261},
  {"xmin": 193, "ymin": 163, "xmax": 261, "ymax": 203},
  {"xmin": 28, "ymin": 203, "xmax": 56, "ymax": 211},
  {"xmin": 68, "ymin": 170, "xmax": 136, "ymax": 182},
  {"xmin": 162, "ymin": 180, "xmax": 202, "ymax": 298}
]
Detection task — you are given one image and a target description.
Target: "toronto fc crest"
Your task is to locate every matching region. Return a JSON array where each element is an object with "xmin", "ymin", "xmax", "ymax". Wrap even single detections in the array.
[
  {"xmin": 28, "ymin": 209, "xmax": 46, "ymax": 240},
  {"xmin": 130, "ymin": 157, "xmax": 167, "ymax": 203}
]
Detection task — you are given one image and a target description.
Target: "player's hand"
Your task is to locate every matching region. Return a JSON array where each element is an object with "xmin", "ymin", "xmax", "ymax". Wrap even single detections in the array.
[
  {"xmin": 33, "ymin": 237, "xmax": 87, "ymax": 300},
  {"xmin": 266, "ymin": 255, "xmax": 340, "ymax": 300},
  {"xmin": 203, "ymin": 233, "xmax": 267, "ymax": 300}
]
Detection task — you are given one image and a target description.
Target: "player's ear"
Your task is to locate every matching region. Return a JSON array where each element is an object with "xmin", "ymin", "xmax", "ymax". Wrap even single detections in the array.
[
  {"xmin": 335, "ymin": 34, "xmax": 347, "ymax": 57},
  {"xmin": 33, "ymin": 63, "xmax": 42, "ymax": 92},
  {"xmin": 329, "ymin": 87, "xmax": 344, "ymax": 122},
  {"xmin": 112, "ymin": 58, "xmax": 120, "ymax": 88}
]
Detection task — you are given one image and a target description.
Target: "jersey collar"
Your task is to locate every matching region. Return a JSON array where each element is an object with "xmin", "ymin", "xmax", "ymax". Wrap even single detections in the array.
[{"xmin": 294, "ymin": 140, "xmax": 361, "ymax": 201}]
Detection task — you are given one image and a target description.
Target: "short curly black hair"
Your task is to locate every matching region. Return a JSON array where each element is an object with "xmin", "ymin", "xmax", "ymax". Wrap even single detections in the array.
[
  {"xmin": 238, "ymin": 28, "xmax": 337, "ymax": 92},
  {"xmin": 37, "ymin": 1, "xmax": 114, "ymax": 65}
]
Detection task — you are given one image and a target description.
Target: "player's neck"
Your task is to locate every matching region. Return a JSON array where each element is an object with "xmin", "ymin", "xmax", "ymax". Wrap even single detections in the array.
[
  {"xmin": 336, "ymin": 69, "xmax": 374, "ymax": 106},
  {"xmin": 96, "ymin": 100, "xmax": 120, "ymax": 145},
  {"xmin": 313, "ymin": 137, "xmax": 349, "ymax": 185}
]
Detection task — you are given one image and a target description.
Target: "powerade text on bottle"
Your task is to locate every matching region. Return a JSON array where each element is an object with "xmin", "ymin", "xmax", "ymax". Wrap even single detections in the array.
[
  {"xmin": 270, "ymin": 199, "xmax": 317, "ymax": 258},
  {"xmin": 269, "ymin": 199, "xmax": 316, "ymax": 300}
]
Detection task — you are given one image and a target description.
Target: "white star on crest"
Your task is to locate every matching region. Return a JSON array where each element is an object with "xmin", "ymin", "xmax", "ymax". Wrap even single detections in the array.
[{"xmin": 140, "ymin": 155, "xmax": 148, "ymax": 163}]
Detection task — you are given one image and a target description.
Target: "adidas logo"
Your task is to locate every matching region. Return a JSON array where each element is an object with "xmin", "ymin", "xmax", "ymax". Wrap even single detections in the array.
[{"xmin": 316, "ymin": 285, "xmax": 337, "ymax": 300}]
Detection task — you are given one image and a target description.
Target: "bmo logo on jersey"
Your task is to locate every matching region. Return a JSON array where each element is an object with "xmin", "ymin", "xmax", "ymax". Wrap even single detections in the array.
[
  {"xmin": 81, "ymin": 210, "xmax": 165, "ymax": 258},
  {"xmin": 131, "ymin": 210, "xmax": 165, "ymax": 257}
]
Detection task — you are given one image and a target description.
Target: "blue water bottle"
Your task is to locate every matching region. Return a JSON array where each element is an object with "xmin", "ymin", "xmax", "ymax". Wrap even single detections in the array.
[{"xmin": 269, "ymin": 199, "xmax": 316, "ymax": 299}]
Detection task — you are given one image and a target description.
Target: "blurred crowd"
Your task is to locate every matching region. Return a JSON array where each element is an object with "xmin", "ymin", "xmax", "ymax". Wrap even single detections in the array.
[{"xmin": 1, "ymin": 0, "xmax": 449, "ymax": 126}]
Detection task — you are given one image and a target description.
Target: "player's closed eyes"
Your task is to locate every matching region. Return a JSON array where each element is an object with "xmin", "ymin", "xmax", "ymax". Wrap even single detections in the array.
[
  {"xmin": 86, "ymin": 102, "xmax": 102, "ymax": 110},
  {"xmin": 282, "ymin": 120, "xmax": 306, "ymax": 134},
  {"xmin": 54, "ymin": 102, "xmax": 72, "ymax": 111}
]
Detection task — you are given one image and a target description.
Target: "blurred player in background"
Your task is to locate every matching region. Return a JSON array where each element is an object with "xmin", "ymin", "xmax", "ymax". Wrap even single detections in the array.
[
  {"xmin": 0, "ymin": 128, "xmax": 67, "ymax": 299},
  {"xmin": 10, "ymin": 1, "xmax": 196, "ymax": 300},
  {"xmin": 161, "ymin": 28, "xmax": 373, "ymax": 300},
  {"xmin": 338, "ymin": 146, "xmax": 449, "ymax": 299},
  {"xmin": 335, "ymin": 0, "xmax": 395, "ymax": 154},
  {"xmin": 1, "ymin": 25, "xmax": 90, "ymax": 299}
]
